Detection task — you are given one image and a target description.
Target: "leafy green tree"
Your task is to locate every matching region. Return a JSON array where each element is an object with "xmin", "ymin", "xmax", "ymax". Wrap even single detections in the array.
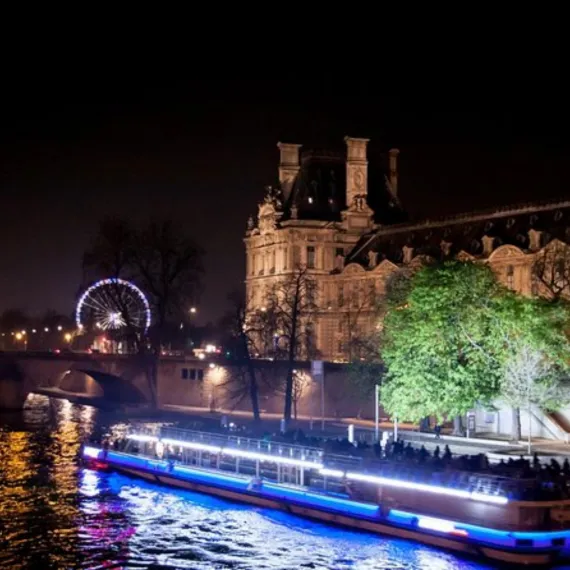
[
  {"xmin": 381, "ymin": 261, "xmax": 504, "ymax": 430},
  {"xmin": 501, "ymin": 343, "xmax": 567, "ymax": 453},
  {"xmin": 487, "ymin": 294, "xmax": 570, "ymax": 441}
]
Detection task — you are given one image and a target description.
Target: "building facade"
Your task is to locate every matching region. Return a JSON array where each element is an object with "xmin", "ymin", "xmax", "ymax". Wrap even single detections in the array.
[{"xmin": 244, "ymin": 136, "xmax": 570, "ymax": 362}]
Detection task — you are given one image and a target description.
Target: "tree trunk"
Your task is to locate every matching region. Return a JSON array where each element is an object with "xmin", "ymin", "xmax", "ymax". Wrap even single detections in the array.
[
  {"xmin": 294, "ymin": 394, "xmax": 298, "ymax": 420},
  {"xmin": 527, "ymin": 402, "xmax": 532, "ymax": 456},
  {"xmin": 511, "ymin": 407, "xmax": 521, "ymax": 442},
  {"xmin": 242, "ymin": 333, "xmax": 260, "ymax": 424},
  {"xmin": 283, "ymin": 293, "xmax": 300, "ymax": 426},
  {"xmin": 452, "ymin": 415, "xmax": 464, "ymax": 436},
  {"xmin": 146, "ymin": 353, "xmax": 158, "ymax": 408}
]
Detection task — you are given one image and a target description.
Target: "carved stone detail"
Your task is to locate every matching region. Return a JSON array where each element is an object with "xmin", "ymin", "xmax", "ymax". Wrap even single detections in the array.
[
  {"xmin": 367, "ymin": 250, "xmax": 378, "ymax": 268},
  {"xmin": 489, "ymin": 245, "xmax": 525, "ymax": 261}
]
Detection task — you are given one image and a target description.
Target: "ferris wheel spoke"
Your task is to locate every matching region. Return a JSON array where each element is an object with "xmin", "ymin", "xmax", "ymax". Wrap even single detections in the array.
[
  {"xmin": 76, "ymin": 278, "xmax": 151, "ymax": 339},
  {"xmin": 82, "ymin": 298, "xmax": 108, "ymax": 317},
  {"xmin": 85, "ymin": 291, "xmax": 115, "ymax": 314}
]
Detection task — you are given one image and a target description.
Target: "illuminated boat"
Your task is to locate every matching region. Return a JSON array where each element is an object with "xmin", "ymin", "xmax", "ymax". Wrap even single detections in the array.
[{"xmin": 82, "ymin": 428, "xmax": 570, "ymax": 566}]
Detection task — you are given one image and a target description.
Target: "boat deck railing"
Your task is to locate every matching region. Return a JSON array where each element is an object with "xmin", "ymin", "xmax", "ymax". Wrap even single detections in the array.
[
  {"xmin": 123, "ymin": 426, "xmax": 549, "ymax": 500},
  {"xmin": 129, "ymin": 426, "xmax": 363, "ymax": 470}
]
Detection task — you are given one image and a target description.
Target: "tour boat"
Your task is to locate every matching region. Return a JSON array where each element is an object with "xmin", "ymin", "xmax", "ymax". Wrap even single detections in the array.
[{"xmin": 81, "ymin": 428, "xmax": 570, "ymax": 566}]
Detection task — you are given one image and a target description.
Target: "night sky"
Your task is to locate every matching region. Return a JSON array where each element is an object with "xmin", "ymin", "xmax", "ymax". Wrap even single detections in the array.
[{"xmin": 1, "ymin": 79, "xmax": 569, "ymax": 323}]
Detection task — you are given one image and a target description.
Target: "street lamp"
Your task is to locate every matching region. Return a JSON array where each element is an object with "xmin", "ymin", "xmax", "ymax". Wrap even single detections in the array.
[
  {"xmin": 64, "ymin": 333, "xmax": 72, "ymax": 343},
  {"xmin": 189, "ymin": 307, "xmax": 197, "ymax": 314}
]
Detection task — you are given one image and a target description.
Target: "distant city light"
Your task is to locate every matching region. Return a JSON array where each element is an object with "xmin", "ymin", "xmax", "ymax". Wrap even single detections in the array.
[
  {"xmin": 44, "ymin": 327, "xmax": 49, "ymax": 332},
  {"xmin": 57, "ymin": 325, "xmax": 62, "ymax": 331},
  {"xmin": 189, "ymin": 307, "xmax": 197, "ymax": 314},
  {"xmin": 205, "ymin": 344, "xmax": 216, "ymax": 353}
]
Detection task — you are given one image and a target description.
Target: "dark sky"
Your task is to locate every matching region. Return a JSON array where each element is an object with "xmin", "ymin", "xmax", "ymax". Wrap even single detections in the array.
[{"xmin": 1, "ymin": 79, "xmax": 569, "ymax": 323}]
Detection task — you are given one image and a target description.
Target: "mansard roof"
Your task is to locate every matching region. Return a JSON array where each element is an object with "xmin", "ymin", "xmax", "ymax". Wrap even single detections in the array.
[
  {"xmin": 346, "ymin": 200, "xmax": 570, "ymax": 266},
  {"xmin": 281, "ymin": 147, "xmax": 407, "ymax": 225}
]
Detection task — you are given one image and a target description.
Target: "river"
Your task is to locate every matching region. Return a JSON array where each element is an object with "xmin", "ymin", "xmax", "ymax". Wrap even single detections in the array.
[{"xmin": 0, "ymin": 395, "xmax": 511, "ymax": 569}]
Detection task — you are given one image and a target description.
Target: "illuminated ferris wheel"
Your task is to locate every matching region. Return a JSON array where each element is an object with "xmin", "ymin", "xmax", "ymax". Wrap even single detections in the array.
[{"xmin": 75, "ymin": 278, "xmax": 151, "ymax": 333}]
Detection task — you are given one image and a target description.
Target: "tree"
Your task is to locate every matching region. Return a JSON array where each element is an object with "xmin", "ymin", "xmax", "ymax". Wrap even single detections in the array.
[
  {"xmin": 501, "ymin": 343, "xmax": 567, "ymax": 454},
  {"xmin": 342, "ymin": 280, "xmax": 383, "ymax": 362},
  {"xmin": 82, "ymin": 218, "xmax": 203, "ymax": 405},
  {"xmin": 381, "ymin": 261, "xmax": 504, "ymax": 429},
  {"xmin": 533, "ymin": 240, "xmax": 570, "ymax": 300},
  {"xmin": 82, "ymin": 219, "xmax": 144, "ymax": 354},
  {"xmin": 219, "ymin": 289, "xmax": 264, "ymax": 423},
  {"xmin": 290, "ymin": 369, "xmax": 311, "ymax": 420},
  {"xmin": 263, "ymin": 265, "xmax": 318, "ymax": 425},
  {"xmin": 489, "ymin": 294, "xmax": 570, "ymax": 441},
  {"xmin": 133, "ymin": 221, "xmax": 203, "ymax": 341}
]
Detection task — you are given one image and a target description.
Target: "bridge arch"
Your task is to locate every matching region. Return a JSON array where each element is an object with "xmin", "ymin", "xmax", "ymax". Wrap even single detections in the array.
[{"xmin": 0, "ymin": 355, "xmax": 147, "ymax": 410}]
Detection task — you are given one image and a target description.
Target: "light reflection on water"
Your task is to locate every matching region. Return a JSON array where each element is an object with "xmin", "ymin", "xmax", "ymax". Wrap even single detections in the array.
[{"xmin": 0, "ymin": 395, "xmax": 502, "ymax": 569}]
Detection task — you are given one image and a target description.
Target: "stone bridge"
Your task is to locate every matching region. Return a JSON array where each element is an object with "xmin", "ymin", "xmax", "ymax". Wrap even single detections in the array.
[
  {"xmin": 0, "ymin": 351, "xmax": 377, "ymax": 420},
  {"xmin": 0, "ymin": 352, "xmax": 151, "ymax": 410}
]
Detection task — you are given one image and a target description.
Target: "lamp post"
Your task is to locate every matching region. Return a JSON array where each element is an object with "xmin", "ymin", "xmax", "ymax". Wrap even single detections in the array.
[{"xmin": 374, "ymin": 384, "xmax": 380, "ymax": 442}]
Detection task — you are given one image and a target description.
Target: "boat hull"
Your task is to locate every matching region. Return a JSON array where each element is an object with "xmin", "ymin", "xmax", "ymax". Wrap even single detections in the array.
[{"xmin": 83, "ymin": 447, "xmax": 567, "ymax": 566}]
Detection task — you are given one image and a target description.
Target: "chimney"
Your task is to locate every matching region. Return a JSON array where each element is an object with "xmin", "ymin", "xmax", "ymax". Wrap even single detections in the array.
[
  {"xmin": 402, "ymin": 245, "xmax": 414, "ymax": 264},
  {"xmin": 344, "ymin": 136, "xmax": 369, "ymax": 208},
  {"xmin": 389, "ymin": 148, "xmax": 400, "ymax": 197},
  {"xmin": 277, "ymin": 142, "xmax": 302, "ymax": 201},
  {"xmin": 482, "ymin": 235, "xmax": 495, "ymax": 256},
  {"xmin": 528, "ymin": 229, "xmax": 542, "ymax": 251}
]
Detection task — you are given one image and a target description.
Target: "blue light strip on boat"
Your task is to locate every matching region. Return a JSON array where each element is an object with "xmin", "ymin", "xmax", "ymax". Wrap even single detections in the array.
[{"xmin": 389, "ymin": 509, "xmax": 570, "ymax": 547}]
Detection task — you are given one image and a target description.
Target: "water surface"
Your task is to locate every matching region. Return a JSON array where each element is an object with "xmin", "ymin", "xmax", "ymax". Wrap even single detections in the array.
[{"xmin": 0, "ymin": 395, "xmax": 504, "ymax": 569}]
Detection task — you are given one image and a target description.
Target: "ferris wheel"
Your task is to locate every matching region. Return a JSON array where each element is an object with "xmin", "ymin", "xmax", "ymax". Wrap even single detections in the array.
[{"xmin": 75, "ymin": 278, "xmax": 151, "ymax": 333}]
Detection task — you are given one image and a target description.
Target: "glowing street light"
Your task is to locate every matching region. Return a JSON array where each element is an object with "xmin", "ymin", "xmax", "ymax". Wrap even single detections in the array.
[
  {"xmin": 189, "ymin": 307, "xmax": 197, "ymax": 314},
  {"xmin": 15, "ymin": 332, "xmax": 23, "ymax": 340},
  {"xmin": 44, "ymin": 327, "xmax": 49, "ymax": 332},
  {"xmin": 57, "ymin": 325, "xmax": 62, "ymax": 331},
  {"xmin": 64, "ymin": 333, "xmax": 72, "ymax": 343}
]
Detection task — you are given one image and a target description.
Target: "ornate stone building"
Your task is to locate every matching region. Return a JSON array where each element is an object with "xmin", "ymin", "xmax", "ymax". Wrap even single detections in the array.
[{"xmin": 245, "ymin": 136, "xmax": 570, "ymax": 362}]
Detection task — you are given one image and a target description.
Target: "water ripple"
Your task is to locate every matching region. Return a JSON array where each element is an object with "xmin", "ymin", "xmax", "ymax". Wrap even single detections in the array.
[{"xmin": 1, "ymin": 396, "xmax": 500, "ymax": 569}]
